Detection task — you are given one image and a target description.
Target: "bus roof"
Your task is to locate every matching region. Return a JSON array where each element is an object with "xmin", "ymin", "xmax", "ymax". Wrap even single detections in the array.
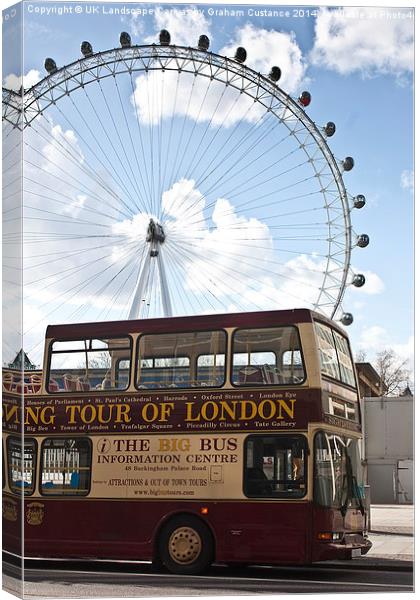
[{"xmin": 45, "ymin": 309, "xmax": 347, "ymax": 340}]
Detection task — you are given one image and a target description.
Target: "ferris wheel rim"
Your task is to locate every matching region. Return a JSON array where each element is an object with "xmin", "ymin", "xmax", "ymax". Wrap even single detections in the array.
[{"xmin": 2, "ymin": 42, "xmax": 353, "ymax": 320}]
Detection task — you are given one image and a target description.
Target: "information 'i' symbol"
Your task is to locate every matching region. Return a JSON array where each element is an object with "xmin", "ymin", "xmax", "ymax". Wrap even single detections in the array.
[{"xmin": 97, "ymin": 438, "xmax": 111, "ymax": 454}]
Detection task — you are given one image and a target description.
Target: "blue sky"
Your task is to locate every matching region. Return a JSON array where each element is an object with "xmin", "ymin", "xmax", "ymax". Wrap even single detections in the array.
[{"xmin": 2, "ymin": 0, "xmax": 414, "ymax": 371}]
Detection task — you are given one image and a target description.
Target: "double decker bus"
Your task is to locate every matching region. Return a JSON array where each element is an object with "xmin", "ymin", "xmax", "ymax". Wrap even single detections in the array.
[{"xmin": 2, "ymin": 309, "xmax": 371, "ymax": 574}]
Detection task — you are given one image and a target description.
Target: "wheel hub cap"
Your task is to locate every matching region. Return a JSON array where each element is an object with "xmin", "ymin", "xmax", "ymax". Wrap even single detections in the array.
[{"xmin": 168, "ymin": 526, "xmax": 202, "ymax": 565}]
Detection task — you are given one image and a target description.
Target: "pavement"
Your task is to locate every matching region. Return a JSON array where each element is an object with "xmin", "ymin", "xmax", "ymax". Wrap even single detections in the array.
[{"xmin": 328, "ymin": 503, "xmax": 414, "ymax": 571}]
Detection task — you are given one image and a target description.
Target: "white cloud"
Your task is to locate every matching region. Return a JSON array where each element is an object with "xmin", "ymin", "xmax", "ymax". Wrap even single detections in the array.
[
  {"xmin": 131, "ymin": 68, "xmax": 264, "ymax": 127},
  {"xmin": 359, "ymin": 325, "xmax": 388, "ymax": 350},
  {"xmin": 401, "ymin": 169, "xmax": 414, "ymax": 192},
  {"xmin": 124, "ymin": 13, "xmax": 144, "ymax": 38},
  {"xmin": 145, "ymin": 6, "xmax": 211, "ymax": 46},
  {"xmin": 357, "ymin": 327, "xmax": 413, "ymax": 370},
  {"xmin": 349, "ymin": 269, "xmax": 385, "ymax": 296},
  {"xmin": 219, "ymin": 23, "xmax": 307, "ymax": 93},
  {"xmin": 3, "ymin": 69, "xmax": 41, "ymax": 91},
  {"xmin": 310, "ymin": 8, "xmax": 414, "ymax": 79}
]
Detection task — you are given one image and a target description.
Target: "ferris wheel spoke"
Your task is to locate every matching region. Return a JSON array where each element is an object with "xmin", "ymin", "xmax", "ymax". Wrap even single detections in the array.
[
  {"xmin": 113, "ymin": 76, "xmax": 152, "ymax": 214},
  {"xmin": 176, "ymin": 112, "xmax": 279, "ymax": 218},
  {"xmin": 182, "ymin": 84, "xmax": 241, "ymax": 183},
  {"xmin": 191, "ymin": 115, "xmax": 302, "ymax": 199},
  {"xmin": 25, "ymin": 239, "xmax": 139, "ymax": 287},
  {"xmin": 97, "ymin": 80, "xmax": 148, "ymax": 214},
  {"xmin": 70, "ymin": 245, "xmax": 144, "ymax": 322},
  {"xmin": 24, "ymin": 188, "xmax": 126, "ymax": 223},
  {"xmin": 24, "ymin": 239, "xmax": 132, "ymax": 270},
  {"xmin": 169, "ymin": 237, "xmax": 311, "ymax": 309},
  {"xmin": 64, "ymin": 93, "xmax": 141, "ymax": 217},
  {"xmin": 129, "ymin": 72, "xmax": 154, "ymax": 209},
  {"xmin": 30, "ymin": 116, "xmax": 128, "ymax": 212},
  {"xmin": 165, "ymin": 240, "xmax": 256, "ymax": 313},
  {"xmin": 161, "ymin": 76, "xmax": 214, "ymax": 219},
  {"xmin": 162, "ymin": 246, "xmax": 208, "ymax": 315},
  {"xmin": 159, "ymin": 71, "xmax": 181, "ymax": 206},
  {"xmin": 23, "ymin": 158, "xmax": 128, "ymax": 217},
  {"xmin": 24, "ymin": 241, "xmax": 141, "ymax": 331},
  {"xmin": 23, "ymin": 143, "xmax": 130, "ymax": 221},
  {"xmin": 172, "ymin": 235, "xmax": 329, "ymax": 287}
]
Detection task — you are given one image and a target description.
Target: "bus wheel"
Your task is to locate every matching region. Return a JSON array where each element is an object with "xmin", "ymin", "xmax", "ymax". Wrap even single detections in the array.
[{"xmin": 158, "ymin": 516, "xmax": 214, "ymax": 575}]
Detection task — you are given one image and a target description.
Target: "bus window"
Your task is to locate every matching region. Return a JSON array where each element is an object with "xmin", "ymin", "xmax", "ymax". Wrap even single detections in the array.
[
  {"xmin": 315, "ymin": 323, "xmax": 356, "ymax": 387},
  {"xmin": 332, "ymin": 331, "xmax": 356, "ymax": 387},
  {"xmin": 314, "ymin": 432, "xmax": 364, "ymax": 511},
  {"xmin": 7, "ymin": 437, "xmax": 37, "ymax": 496},
  {"xmin": 48, "ymin": 337, "xmax": 131, "ymax": 392},
  {"xmin": 197, "ymin": 353, "xmax": 226, "ymax": 386},
  {"xmin": 244, "ymin": 435, "xmax": 307, "ymax": 498},
  {"xmin": 232, "ymin": 327, "xmax": 305, "ymax": 386},
  {"xmin": 137, "ymin": 330, "xmax": 226, "ymax": 389},
  {"xmin": 41, "ymin": 438, "xmax": 92, "ymax": 496}
]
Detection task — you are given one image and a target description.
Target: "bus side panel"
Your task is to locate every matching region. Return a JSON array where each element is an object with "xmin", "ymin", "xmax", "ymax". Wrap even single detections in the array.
[
  {"xmin": 3, "ymin": 493, "xmax": 23, "ymax": 556},
  {"xmin": 213, "ymin": 502, "xmax": 310, "ymax": 564},
  {"xmin": 20, "ymin": 498, "xmax": 311, "ymax": 565}
]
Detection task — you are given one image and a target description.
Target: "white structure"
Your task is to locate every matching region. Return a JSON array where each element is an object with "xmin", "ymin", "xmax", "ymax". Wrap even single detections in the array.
[{"xmin": 362, "ymin": 395, "xmax": 414, "ymax": 504}]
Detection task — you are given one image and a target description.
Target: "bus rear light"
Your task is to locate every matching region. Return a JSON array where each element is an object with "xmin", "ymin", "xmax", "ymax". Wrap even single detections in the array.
[
  {"xmin": 200, "ymin": 507, "xmax": 209, "ymax": 515},
  {"xmin": 318, "ymin": 532, "xmax": 341, "ymax": 541}
]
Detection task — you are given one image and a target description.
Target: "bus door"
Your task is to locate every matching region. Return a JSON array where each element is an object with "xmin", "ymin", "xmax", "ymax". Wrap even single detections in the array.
[{"xmin": 227, "ymin": 434, "xmax": 309, "ymax": 563}]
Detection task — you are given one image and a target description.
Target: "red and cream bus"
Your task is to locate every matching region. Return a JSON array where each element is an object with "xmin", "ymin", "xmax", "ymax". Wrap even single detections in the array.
[{"xmin": 2, "ymin": 309, "xmax": 371, "ymax": 574}]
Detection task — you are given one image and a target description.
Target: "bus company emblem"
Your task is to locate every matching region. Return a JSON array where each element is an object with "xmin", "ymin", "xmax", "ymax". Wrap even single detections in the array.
[
  {"xmin": 26, "ymin": 502, "xmax": 45, "ymax": 526},
  {"xmin": 2, "ymin": 497, "xmax": 18, "ymax": 522}
]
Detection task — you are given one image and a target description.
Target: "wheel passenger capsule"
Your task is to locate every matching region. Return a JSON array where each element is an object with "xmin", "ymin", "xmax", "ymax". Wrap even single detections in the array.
[
  {"xmin": 299, "ymin": 91, "xmax": 311, "ymax": 107},
  {"xmin": 234, "ymin": 47, "xmax": 247, "ymax": 63},
  {"xmin": 120, "ymin": 32, "xmax": 132, "ymax": 48},
  {"xmin": 198, "ymin": 35, "xmax": 210, "ymax": 51},
  {"xmin": 269, "ymin": 66, "xmax": 281, "ymax": 82},
  {"xmin": 342, "ymin": 156, "xmax": 355, "ymax": 171},
  {"xmin": 159, "ymin": 30, "xmax": 171, "ymax": 45},
  {"xmin": 324, "ymin": 122, "xmax": 336, "ymax": 137},
  {"xmin": 353, "ymin": 195, "xmax": 366, "ymax": 209},
  {"xmin": 352, "ymin": 274, "xmax": 366, "ymax": 288},
  {"xmin": 44, "ymin": 58, "xmax": 57, "ymax": 74},
  {"xmin": 357, "ymin": 234, "xmax": 370, "ymax": 248},
  {"xmin": 81, "ymin": 41, "xmax": 93, "ymax": 57},
  {"xmin": 341, "ymin": 313, "xmax": 354, "ymax": 326}
]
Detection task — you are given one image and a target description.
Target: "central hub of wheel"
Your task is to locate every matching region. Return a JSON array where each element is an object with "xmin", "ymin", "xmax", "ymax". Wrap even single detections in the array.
[
  {"xmin": 146, "ymin": 218, "xmax": 165, "ymax": 244},
  {"xmin": 146, "ymin": 218, "xmax": 165, "ymax": 257}
]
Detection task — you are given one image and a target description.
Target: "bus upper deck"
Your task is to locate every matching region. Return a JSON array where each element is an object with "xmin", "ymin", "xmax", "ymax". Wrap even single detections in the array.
[{"xmin": 3, "ymin": 308, "xmax": 360, "ymax": 436}]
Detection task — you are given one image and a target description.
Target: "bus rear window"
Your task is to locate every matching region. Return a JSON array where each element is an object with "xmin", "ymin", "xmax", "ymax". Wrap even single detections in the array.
[
  {"xmin": 7, "ymin": 437, "xmax": 36, "ymax": 495},
  {"xmin": 137, "ymin": 330, "xmax": 226, "ymax": 389},
  {"xmin": 41, "ymin": 438, "xmax": 91, "ymax": 495},
  {"xmin": 315, "ymin": 323, "xmax": 356, "ymax": 387},
  {"xmin": 232, "ymin": 327, "xmax": 305, "ymax": 386},
  {"xmin": 48, "ymin": 337, "xmax": 131, "ymax": 393}
]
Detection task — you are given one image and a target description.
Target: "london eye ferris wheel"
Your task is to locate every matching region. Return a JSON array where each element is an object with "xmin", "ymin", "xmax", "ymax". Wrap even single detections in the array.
[{"xmin": 2, "ymin": 29, "xmax": 369, "ymax": 347}]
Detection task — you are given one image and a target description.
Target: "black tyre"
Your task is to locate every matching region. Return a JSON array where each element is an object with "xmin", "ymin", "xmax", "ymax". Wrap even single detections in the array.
[{"xmin": 158, "ymin": 515, "xmax": 214, "ymax": 575}]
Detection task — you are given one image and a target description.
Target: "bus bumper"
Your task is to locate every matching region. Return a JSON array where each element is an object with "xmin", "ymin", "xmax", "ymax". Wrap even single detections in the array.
[{"xmin": 313, "ymin": 533, "xmax": 372, "ymax": 562}]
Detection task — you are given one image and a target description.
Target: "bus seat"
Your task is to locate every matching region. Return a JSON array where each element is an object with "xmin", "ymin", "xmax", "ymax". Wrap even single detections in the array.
[
  {"xmin": 77, "ymin": 377, "xmax": 90, "ymax": 391},
  {"xmin": 30, "ymin": 373, "xmax": 42, "ymax": 393},
  {"xmin": 238, "ymin": 366, "xmax": 264, "ymax": 384},
  {"xmin": 3, "ymin": 371, "xmax": 14, "ymax": 391},
  {"xmin": 70, "ymin": 472, "xmax": 80, "ymax": 488},
  {"xmin": 48, "ymin": 379, "xmax": 60, "ymax": 392},
  {"xmin": 262, "ymin": 365, "xmax": 284, "ymax": 384},
  {"xmin": 245, "ymin": 467, "xmax": 272, "ymax": 495},
  {"xmin": 64, "ymin": 373, "xmax": 79, "ymax": 391}
]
